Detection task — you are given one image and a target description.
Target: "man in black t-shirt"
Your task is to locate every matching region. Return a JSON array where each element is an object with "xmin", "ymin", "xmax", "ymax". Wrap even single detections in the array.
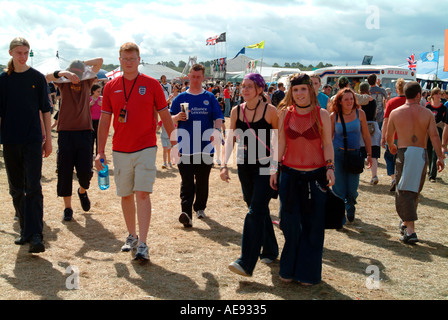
[{"xmin": 0, "ymin": 37, "xmax": 52, "ymax": 253}]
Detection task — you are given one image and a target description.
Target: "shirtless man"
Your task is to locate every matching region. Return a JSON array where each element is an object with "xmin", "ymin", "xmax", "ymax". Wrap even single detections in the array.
[{"xmin": 386, "ymin": 81, "xmax": 445, "ymax": 244}]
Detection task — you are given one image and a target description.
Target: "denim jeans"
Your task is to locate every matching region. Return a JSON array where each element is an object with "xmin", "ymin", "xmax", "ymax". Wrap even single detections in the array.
[
  {"xmin": 333, "ymin": 148, "xmax": 361, "ymax": 223},
  {"xmin": 384, "ymin": 142, "xmax": 397, "ymax": 177},
  {"xmin": 235, "ymin": 164, "xmax": 279, "ymax": 275},
  {"xmin": 3, "ymin": 143, "xmax": 44, "ymax": 241},
  {"xmin": 278, "ymin": 166, "xmax": 327, "ymax": 284}
]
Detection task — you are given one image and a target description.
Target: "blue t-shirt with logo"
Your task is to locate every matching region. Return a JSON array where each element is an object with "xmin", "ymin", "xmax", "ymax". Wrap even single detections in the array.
[{"xmin": 171, "ymin": 89, "xmax": 224, "ymax": 155}]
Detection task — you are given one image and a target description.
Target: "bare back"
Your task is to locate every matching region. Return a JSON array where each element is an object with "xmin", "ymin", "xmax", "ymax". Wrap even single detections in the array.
[{"xmin": 388, "ymin": 103, "xmax": 434, "ymax": 149}]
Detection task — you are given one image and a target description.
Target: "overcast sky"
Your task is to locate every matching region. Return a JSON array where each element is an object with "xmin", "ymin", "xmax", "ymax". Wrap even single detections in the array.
[{"xmin": 0, "ymin": 0, "xmax": 446, "ymax": 68}]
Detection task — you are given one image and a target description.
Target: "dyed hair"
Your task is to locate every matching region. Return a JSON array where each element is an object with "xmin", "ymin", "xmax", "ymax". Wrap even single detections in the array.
[
  {"xmin": 330, "ymin": 87, "xmax": 360, "ymax": 114},
  {"xmin": 395, "ymin": 78, "xmax": 406, "ymax": 95},
  {"xmin": 5, "ymin": 37, "xmax": 30, "ymax": 75}
]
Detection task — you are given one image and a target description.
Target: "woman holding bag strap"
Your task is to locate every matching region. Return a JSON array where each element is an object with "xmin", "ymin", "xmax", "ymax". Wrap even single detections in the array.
[{"xmin": 330, "ymin": 87, "xmax": 372, "ymax": 225}]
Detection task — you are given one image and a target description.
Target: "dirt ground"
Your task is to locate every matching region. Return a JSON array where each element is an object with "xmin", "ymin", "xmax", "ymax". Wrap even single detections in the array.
[{"xmin": 0, "ymin": 126, "xmax": 447, "ymax": 301}]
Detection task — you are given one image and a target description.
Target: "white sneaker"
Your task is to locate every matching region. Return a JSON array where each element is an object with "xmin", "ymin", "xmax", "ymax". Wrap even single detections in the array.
[
  {"xmin": 162, "ymin": 162, "xmax": 167, "ymax": 169},
  {"xmin": 196, "ymin": 210, "xmax": 206, "ymax": 219},
  {"xmin": 121, "ymin": 234, "xmax": 138, "ymax": 252},
  {"xmin": 168, "ymin": 162, "xmax": 173, "ymax": 168},
  {"xmin": 228, "ymin": 261, "xmax": 250, "ymax": 277},
  {"xmin": 134, "ymin": 242, "xmax": 150, "ymax": 261}
]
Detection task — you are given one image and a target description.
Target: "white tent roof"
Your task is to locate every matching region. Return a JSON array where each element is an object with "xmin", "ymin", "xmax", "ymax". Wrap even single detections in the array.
[
  {"xmin": 33, "ymin": 57, "xmax": 68, "ymax": 76},
  {"xmin": 138, "ymin": 63, "xmax": 183, "ymax": 80}
]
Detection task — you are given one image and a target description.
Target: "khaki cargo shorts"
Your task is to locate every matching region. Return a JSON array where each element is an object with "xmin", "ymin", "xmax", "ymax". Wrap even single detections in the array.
[{"xmin": 112, "ymin": 147, "xmax": 157, "ymax": 197}]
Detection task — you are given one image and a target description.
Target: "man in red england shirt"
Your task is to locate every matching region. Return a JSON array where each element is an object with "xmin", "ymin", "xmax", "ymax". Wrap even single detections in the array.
[
  {"xmin": 95, "ymin": 42, "xmax": 176, "ymax": 261},
  {"xmin": 381, "ymin": 78, "xmax": 407, "ymax": 191}
]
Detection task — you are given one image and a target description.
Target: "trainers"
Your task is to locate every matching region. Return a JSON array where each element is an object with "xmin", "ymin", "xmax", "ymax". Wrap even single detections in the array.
[
  {"xmin": 228, "ymin": 261, "xmax": 250, "ymax": 277},
  {"xmin": 134, "ymin": 243, "xmax": 150, "ymax": 261},
  {"xmin": 168, "ymin": 162, "xmax": 173, "ymax": 168},
  {"xmin": 78, "ymin": 189, "xmax": 91, "ymax": 212},
  {"xmin": 121, "ymin": 234, "xmax": 138, "ymax": 252},
  {"xmin": 179, "ymin": 212, "xmax": 193, "ymax": 228},
  {"xmin": 399, "ymin": 221, "xmax": 407, "ymax": 235},
  {"xmin": 370, "ymin": 176, "xmax": 379, "ymax": 185},
  {"xmin": 400, "ymin": 232, "xmax": 419, "ymax": 244},
  {"xmin": 162, "ymin": 162, "xmax": 168, "ymax": 169},
  {"xmin": 260, "ymin": 258, "xmax": 275, "ymax": 264},
  {"xmin": 63, "ymin": 208, "xmax": 73, "ymax": 221},
  {"xmin": 196, "ymin": 210, "xmax": 206, "ymax": 219}
]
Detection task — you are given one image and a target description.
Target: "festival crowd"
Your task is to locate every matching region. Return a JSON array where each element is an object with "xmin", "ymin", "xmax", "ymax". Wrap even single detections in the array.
[{"xmin": 0, "ymin": 37, "xmax": 447, "ymax": 286}]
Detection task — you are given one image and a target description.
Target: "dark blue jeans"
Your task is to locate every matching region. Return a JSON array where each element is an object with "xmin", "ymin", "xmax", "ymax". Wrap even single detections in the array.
[
  {"xmin": 3, "ymin": 143, "xmax": 44, "ymax": 241},
  {"xmin": 278, "ymin": 166, "xmax": 327, "ymax": 284},
  {"xmin": 236, "ymin": 164, "xmax": 279, "ymax": 275}
]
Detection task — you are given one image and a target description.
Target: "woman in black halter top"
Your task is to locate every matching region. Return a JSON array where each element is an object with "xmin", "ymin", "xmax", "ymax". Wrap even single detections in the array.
[{"xmin": 220, "ymin": 73, "xmax": 279, "ymax": 277}]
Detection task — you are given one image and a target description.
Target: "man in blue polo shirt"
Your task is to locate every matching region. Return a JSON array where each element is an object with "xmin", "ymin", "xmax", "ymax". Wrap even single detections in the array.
[{"xmin": 171, "ymin": 64, "xmax": 224, "ymax": 227}]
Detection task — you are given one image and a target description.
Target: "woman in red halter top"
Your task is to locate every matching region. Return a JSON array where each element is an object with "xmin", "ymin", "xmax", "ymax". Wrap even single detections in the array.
[{"xmin": 270, "ymin": 73, "xmax": 335, "ymax": 285}]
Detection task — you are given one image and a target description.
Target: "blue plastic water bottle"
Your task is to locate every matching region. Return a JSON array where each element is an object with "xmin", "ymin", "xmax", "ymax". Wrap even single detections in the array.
[{"xmin": 98, "ymin": 159, "xmax": 109, "ymax": 190}]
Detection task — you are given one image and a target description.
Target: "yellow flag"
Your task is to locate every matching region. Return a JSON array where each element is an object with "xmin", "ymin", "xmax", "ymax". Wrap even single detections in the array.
[{"xmin": 245, "ymin": 40, "xmax": 265, "ymax": 49}]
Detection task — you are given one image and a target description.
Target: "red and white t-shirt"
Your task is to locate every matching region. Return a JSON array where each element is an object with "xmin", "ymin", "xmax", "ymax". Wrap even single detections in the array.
[{"xmin": 102, "ymin": 73, "xmax": 168, "ymax": 153}]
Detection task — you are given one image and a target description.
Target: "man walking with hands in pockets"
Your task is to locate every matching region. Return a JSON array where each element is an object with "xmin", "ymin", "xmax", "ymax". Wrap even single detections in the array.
[{"xmin": 95, "ymin": 42, "xmax": 176, "ymax": 261}]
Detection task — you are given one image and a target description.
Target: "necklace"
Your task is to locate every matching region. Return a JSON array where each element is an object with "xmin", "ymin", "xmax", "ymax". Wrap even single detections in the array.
[
  {"xmin": 295, "ymin": 104, "xmax": 311, "ymax": 109},
  {"xmin": 245, "ymin": 99, "xmax": 261, "ymax": 111},
  {"xmin": 243, "ymin": 100, "xmax": 262, "ymax": 123}
]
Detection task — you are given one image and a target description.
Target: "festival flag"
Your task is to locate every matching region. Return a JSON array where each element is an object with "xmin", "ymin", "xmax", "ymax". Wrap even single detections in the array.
[
  {"xmin": 106, "ymin": 66, "xmax": 122, "ymax": 79},
  {"xmin": 407, "ymin": 54, "xmax": 417, "ymax": 72},
  {"xmin": 206, "ymin": 35, "xmax": 218, "ymax": 46},
  {"xmin": 216, "ymin": 32, "xmax": 226, "ymax": 43},
  {"xmin": 233, "ymin": 47, "xmax": 245, "ymax": 59},
  {"xmin": 245, "ymin": 40, "xmax": 265, "ymax": 49},
  {"xmin": 420, "ymin": 50, "xmax": 439, "ymax": 62}
]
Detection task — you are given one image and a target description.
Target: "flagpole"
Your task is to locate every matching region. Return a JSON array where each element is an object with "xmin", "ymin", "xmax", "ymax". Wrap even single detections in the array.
[
  {"xmin": 436, "ymin": 49, "xmax": 440, "ymax": 80},
  {"xmin": 260, "ymin": 44, "xmax": 265, "ymax": 75}
]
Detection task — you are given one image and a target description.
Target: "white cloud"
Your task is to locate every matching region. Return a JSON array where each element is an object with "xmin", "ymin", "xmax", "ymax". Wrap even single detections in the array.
[{"xmin": 0, "ymin": 0, "xmax": 447, "ymax": 69}]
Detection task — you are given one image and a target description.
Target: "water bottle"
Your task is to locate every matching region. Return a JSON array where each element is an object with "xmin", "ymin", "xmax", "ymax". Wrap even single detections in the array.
[{"xmin": 98, "ymin": 159, "xmax": 109, "ymax": 190}]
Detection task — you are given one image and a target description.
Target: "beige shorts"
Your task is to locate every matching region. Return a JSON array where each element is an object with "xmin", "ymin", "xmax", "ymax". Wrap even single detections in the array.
[{"xmin": 112, "ymin": 147, "xmax": 157, "ymax": 197}]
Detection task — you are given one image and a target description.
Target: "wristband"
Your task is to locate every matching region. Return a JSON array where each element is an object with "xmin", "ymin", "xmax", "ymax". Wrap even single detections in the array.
[{"xmin": 53, "ymin": 70, "xmax": 61, "ymax": 79}]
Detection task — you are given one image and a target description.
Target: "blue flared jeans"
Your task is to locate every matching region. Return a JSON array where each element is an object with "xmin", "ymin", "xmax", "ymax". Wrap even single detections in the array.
[{"xmin": 278, "ymin": 166, "xmax": 327, "ymax": 284}]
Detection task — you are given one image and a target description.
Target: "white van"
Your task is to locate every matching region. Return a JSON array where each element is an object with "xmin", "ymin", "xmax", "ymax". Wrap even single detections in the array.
[{"xmin": 310, "ymin": 65, "xmax": 416, "ymax": 98}]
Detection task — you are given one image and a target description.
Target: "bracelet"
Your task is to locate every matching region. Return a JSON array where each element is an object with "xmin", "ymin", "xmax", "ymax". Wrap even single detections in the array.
[
  {"xmin": 326, "ymin": 164, "xmax": 335, "ymax": 171},
  {"xmin": 53, "ymin": 70, "xmax": 61, "ymax": 79},
  {"xmin": 220, "ymin": 166, "xmax": 227, "ymax": 171}
]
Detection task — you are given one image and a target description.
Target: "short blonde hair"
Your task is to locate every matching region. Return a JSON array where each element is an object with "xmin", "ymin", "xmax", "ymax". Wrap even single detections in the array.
[{"xmin": 119, "ymin": 42, "xmax": 140, "ymax": 56}]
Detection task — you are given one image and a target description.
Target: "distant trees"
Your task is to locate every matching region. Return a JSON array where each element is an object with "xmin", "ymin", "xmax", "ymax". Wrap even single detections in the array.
[{"xmin": 272, "ymin": 61, "xmax": 333, "ymax": 71}]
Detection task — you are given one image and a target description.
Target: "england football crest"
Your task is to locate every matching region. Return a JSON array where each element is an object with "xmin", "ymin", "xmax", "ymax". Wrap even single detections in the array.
[{"xmin": 139, "ymin": 86, "xmax": 147, "ymax": 95}]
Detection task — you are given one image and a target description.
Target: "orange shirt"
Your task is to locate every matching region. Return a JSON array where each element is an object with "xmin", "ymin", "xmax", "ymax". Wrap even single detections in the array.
[{"xmin": 102, "ymin": 74, "xmax": 168, "ymax": 153}]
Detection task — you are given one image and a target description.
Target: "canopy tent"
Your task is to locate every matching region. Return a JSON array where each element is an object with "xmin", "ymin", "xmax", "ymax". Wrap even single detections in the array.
[
  {"xmin": 138, "ymin": 63, "xmax": 183, "ymax": 80},
  {"xmin": 226, "ymin": 54, "xmax": 300, "ymax": 83},
  {"xmin": 33, "ymin": 56, "xmax": 68, "ymax": 76}
]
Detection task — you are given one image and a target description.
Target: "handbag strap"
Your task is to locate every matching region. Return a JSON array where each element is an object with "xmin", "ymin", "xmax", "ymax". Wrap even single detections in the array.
[
  {"xmin": 241, "ymin": 103, "xmax": 271, "ymax": 152},
  {"xmin": 338, "ymin": 111, "xmax": 348, "ymax": 156}
]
